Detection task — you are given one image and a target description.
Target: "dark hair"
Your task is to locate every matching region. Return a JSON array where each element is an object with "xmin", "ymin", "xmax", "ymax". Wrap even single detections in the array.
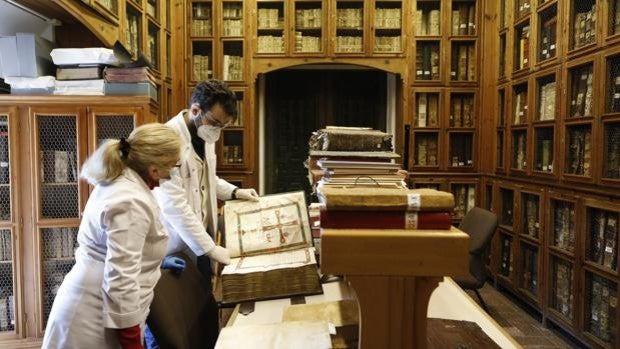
[{"xmin": 190, "ymin": 80, "xmax": 238, "ymax": 119}]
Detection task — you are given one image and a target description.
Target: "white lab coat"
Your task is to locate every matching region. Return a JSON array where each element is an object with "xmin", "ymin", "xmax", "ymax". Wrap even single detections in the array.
[
  {"xmin": 42, "ymin": 168, "xmax": 168, "ymax": 349},
  {"xmin": 153, "ymin": 110, "xmax": 236, "ymax": 257}
]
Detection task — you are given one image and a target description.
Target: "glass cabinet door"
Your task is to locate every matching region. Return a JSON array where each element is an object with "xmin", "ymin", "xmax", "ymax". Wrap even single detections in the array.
[
  {"xmin": 36, "ymin": 115, "xmax": 80, "ymax": 220},
  {"xmin": 41, "ymin": 227, "xmax": 79, "ymax": 326},
  {"xmin": 34, "ymin": 111, "xmax": 83, "ymax": 329},
  {"xmin": 92, "ymin": 110, "xmax": 137, "ymax": 149},
  {"xmin": 334, "ymin": 0, "xmax": 365, "ymax": 54},
  {"xmin": 293, "ymin": 0, "xmax": 324, "ymax": 54},
  {"xmin": 0, "ymin": 111, "xmax": 15, "ymax": 334}
]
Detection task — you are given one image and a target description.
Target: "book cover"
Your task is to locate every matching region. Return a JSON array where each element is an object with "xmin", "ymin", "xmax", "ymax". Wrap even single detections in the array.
[
  {"xmin": 318, "ymin": 187, "xmax": 454, "ymax": 212},
  {"xmin": 221, "ymin": 191, "xmax": 322, "ymax": 304},
  {"xmin": 320, "ymin": 210, "xmax": 452, "ymax": 230}
]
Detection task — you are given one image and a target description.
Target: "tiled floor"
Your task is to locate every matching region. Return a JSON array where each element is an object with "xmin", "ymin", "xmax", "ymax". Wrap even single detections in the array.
[{"xmin": 467, "ymin": 283, "xmax": 588, "ymax": 349}]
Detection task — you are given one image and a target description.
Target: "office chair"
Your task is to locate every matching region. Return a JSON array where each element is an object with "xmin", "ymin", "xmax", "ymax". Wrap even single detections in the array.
[
  {"xmin": 147, "ymin": 253, "xmax": 219, "ymax": 349},
  {"xmin": 453, "ymin": 207, "xmax": 499, "ymax": 312}
]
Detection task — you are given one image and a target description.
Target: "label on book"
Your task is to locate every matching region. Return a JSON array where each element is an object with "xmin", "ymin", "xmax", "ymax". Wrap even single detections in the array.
[
  {"xmin": 407, "ymin": 193, "xmax": 421, "ymax": 210},
  {"xmin": 606, "ymin": 246, "xmax": 613, "ymax": 253},
  {"xmin": 405, "ymin": 212, "xmax": 418, "ymax": 229}
]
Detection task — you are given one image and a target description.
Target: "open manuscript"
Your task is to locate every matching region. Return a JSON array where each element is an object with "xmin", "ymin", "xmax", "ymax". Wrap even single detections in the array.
[{"xmin": 221, "ymin": 191, "xmax": 322, "ymax": 304}]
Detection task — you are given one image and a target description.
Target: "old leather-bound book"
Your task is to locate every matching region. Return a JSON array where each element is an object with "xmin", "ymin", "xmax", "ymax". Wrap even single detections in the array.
[
  {"xmin": 318, "ymin": 187, "xmax": 454, "ymax": 212},
  {"xmin": 309, "ymin": 127, "xmax": 393, "ymax": 152},
  {"xmin": 220, "ymin": 191, "xmax": 322, "ymax": 304}
]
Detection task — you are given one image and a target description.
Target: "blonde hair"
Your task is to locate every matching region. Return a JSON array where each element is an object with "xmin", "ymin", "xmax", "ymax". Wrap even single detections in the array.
[{"xmin": 81, "ymin": 123, "xmax": 181, "ymax": 185}]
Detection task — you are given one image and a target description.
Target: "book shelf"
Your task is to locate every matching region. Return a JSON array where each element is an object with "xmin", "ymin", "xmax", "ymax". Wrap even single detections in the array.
[
  {"xmin": 0, "ymin": 97, "xmax": 156, "ymax": 342},
  {"xmin": 537, "ymin": 2, "xmax": 558, "ymax": 65},
  {"xmin": 256, "ymin": 1, "xmax": 286, "ymax": 54},
  {"xmin": 292, "ymin": 0, "xmax": 325, "ymax": 54},
  {"xmin": 373, "ymin": 1, "xmax": 403, "ymax": 54},
  {"xmin": 449, "ymin": 180, "xmax": 477, "ymax": 220},
  {"xmin": 334, "ymin": 0, "xmax": 365, "ymax": 54},
  {"xmin": 488, "ymin": 1, "xmax": 620, "ymax": 338}
]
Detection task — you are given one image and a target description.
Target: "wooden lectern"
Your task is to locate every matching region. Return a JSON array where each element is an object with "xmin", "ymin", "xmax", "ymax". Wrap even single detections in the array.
[{"xmin": 320, "ymin": 227, "xmax": 470, "ymax": 349}]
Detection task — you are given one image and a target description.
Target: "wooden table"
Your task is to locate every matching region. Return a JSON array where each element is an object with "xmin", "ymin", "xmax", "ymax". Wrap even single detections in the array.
[
  {"xmin": 224, "ymin": 278, "xmax": 522, "ymax": 349},
  {"xmin": 320, "ymin": 227, "xmax": 470, "ymax": 349}
]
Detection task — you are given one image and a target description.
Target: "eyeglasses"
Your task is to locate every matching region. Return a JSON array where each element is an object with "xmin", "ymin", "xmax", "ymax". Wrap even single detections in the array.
[{"xmin": 202, "ymin": 111, "xmax": 232, "ymax": 129}]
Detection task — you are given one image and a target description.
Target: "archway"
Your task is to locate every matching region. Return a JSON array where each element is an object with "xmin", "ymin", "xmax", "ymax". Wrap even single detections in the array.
[{"xmin": 257, "ymin": 64, "xmax": 401, "ymax": 196}]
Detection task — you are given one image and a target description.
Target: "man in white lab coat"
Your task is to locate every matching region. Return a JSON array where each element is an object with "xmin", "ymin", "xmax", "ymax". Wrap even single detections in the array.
[
  {"xmin": 152, "ymin": 80, "xmax": 258, "ymax": 346},
  {"xmin": 154, "ymin": 79, "xmax": 259, "ymax": 276}
]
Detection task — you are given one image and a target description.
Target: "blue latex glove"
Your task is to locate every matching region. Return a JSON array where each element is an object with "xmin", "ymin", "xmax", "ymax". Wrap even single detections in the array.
[{"xmin": 161, "ymin": 256, "xmax": 186, "ymax": 273}]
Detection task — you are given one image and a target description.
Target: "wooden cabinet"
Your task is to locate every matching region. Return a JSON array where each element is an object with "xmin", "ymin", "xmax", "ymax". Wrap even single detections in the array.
[
  {"xmin": 0, "ymin": 96, "xmax": 155, "ymax": 345},
  {"xmin": 23, "ymin": 0, "xmax": 175, "ymax": 122}
]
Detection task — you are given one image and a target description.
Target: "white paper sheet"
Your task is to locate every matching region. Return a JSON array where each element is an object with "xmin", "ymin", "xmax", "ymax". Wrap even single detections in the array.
[
  {"xmin": 215, "ymin": 321, "xmax": 332, "ymax": 349},
  {"xmin": 50, "ymin": 48, "xmax": 119, "ymax": 66},
  {"xmin": 222, "ymin": 247, "xmax": 316, "ymax": 275}
]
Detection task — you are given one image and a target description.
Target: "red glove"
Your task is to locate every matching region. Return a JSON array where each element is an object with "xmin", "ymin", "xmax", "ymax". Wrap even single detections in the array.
[{"xmin": 117, "ymin": 325, "xmax": 144, "ymax": 349}]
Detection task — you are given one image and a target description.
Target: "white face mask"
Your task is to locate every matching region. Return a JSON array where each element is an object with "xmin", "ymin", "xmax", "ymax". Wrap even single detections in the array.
[{"xmin": 197, "ymin": 124, "xmax": 221, "ymax": 143}]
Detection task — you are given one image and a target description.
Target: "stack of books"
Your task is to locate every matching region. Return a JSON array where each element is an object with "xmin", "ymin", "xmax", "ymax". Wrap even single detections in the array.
[
  {"xmin": 50, "ymin": 48, "xmax": 120, "ymax": 96},
  {"xmin": 104, "ymin": 66, "xmax": 158, "ymax": 102},
  {"xmin": 306, "ymin": 126, "xmax": 401, "ymax": 187},
  {"xmin": 317, "ymin": 187, "xmax": 454, "ymax": 231},
  {"xmin": 316, "ymin": 159, "xmax": 405, "ymax": 188}
]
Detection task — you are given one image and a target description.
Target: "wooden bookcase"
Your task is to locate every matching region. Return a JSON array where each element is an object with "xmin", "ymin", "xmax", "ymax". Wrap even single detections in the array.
[
  {"xmin": 0, "ymin": 97, "xmax": 156, "ymax": 345},
  {"xmin": 485, "ymin": 0, "xmax": 620, "ymax": 347}
]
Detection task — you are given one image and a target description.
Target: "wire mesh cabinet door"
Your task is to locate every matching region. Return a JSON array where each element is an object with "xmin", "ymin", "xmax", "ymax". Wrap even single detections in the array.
[
  {"xmin": 0, "ymin": 107, "xmax": 18, "ymax": 338},
  {"xmin": 31, "ymin": 107, "xmax": 86, "ymax": 332},
  {"xmin": 88, "ymin": 106, "xmax": 141, "ymax": 152}
]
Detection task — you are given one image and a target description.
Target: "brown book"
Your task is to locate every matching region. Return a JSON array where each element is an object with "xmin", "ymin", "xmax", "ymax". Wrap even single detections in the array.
[
  {"xmin": 467, "ymin": 44, "xmax": 476, "ymax": 81},
  {"xmin": 451, "ymin": 96, "xmax": 461, "ymax": 127},
  {"xmin": 56, "ymin": 66, "xmax": 104, "ymax": 80},
  {"xmin": 318, "ymin": 187, "xmax": 455, "ymax": 211},
  {"xmin": 320, "ymin": 210, "xmax": 453, "ymax": 230},
  {"xmin": 427, "ymin": 137, "xmax": 438, "ymax": 165},
  {"xmin": 418, "ymin": 137, "xmax": 427, "ymax": 166},
  {"xmin": 521, "ymin": 25, "xmax": 530, "ymax": 69},
  {"xmin": 431, "ymin": 45, "xmax": 440, "ymax": 80},
  {"xmin": 221, "ymin": 192, "xmax": 322, "ymax": 304},
  {"xmin": 416, "ymin": 46, "xmax": 425, "ymax": 79},
  {"xmin": 458, "ymin": 44, "xmax": 468, "ymax": 80},
  {"xmin": 458, "ymin": 4, "xmax": 468, "ymax": 35},
  {"xmin": 428, "ymin": 94, "xmax": 439, "ymax": 127},
  {"xmin": 602, "ymin": 215, "xmax": 618, "ymax": 269},
  {"xmin": 417, "ymin": 93, "xmax": 428, "ymax": 127},
  {"xmin": 452, "ymin": 10, "xmax": 460, "ymax": 35},
  {"xmin": 309, "ymin": 128, "xmax": 393, "ymax": 152},
  {"xmin": 467, "ymin": 4, "xmax": 476, "ymax": 35}
]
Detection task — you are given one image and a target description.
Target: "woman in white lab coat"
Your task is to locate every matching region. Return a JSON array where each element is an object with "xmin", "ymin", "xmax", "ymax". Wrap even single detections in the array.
[{"xmin": 42, "ymin": 123, "xmax": 181, "ymax": 349}]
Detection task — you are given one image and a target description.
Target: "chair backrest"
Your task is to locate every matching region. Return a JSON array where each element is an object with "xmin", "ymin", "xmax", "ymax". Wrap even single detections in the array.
[
  {"xmin": 458, "ymin": 207, "xmax": 499, "ymax": 285},
  {"xmin": 458, "ymin": 207, "xmax": 499, "ymax": 255},
  {"xmin": 147, "ymin": 253, "xmax": 219, "ymax": 349}
]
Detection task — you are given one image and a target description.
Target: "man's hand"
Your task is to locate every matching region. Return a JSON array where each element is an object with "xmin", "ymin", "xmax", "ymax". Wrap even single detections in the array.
[
  {"xmin": 206, "ymin": 245, "xmax": 231, "ymax": 265},
  {"xmin": 236, "ymin": 188, "xmax": 259, "ymax": 201},
  {"xmin": 161, "ymin": 256, "xmax": 186, "ymax": 273}
]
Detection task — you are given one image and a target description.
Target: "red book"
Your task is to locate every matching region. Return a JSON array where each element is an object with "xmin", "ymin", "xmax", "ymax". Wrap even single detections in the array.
[{"xmin": 320, "ymin": 210, "xmax": 452, "ymax": 230}]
